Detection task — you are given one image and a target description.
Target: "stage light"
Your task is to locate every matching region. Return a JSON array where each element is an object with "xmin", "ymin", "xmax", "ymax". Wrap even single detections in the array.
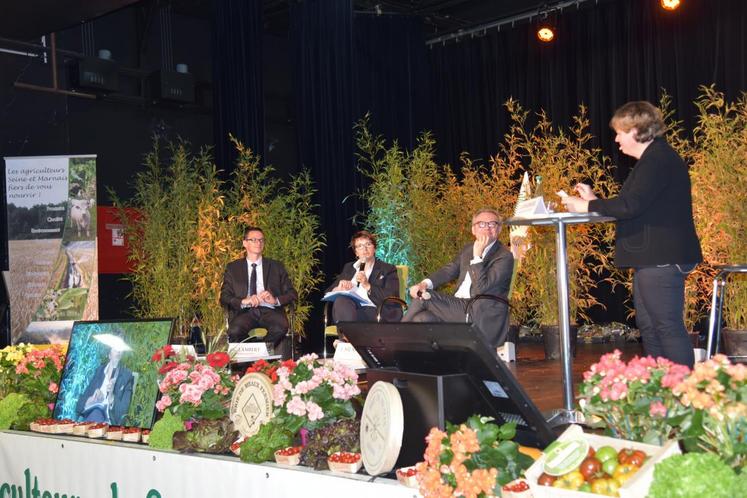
[
  {"xmin": 537, "ymin": 24, "xmax": 555, "ymax": 43},
  {"xmin": 661, "ymin": 0, "xmax": 681, "ymax": 11}
]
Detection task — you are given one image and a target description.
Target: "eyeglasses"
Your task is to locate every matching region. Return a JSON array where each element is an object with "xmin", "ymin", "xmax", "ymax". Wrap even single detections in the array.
[
  {"xmin": 354, "ymin": 242, "xmax": 374, "ymax": 249},
  {"xmin": 473, "ymin": 221, "xmax": 501, "ymax": 229},
  {"xmin": 244, "ymin": 238, "xmax": 265, "ymax": 244}
]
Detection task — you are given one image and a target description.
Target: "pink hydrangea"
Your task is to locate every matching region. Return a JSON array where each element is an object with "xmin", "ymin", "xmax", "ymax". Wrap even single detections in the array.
[
  {"xmin": 286, "ymin": 396, "xmax": 307, "ymax": 416},
  {"xmin": 305, "ymin": 400, "xmax": 324, "ymax": 421}
]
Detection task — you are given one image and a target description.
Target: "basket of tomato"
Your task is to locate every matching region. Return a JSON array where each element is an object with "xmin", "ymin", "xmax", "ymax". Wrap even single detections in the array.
[
  {"xmin": 525, "ymin": 425, "xmax": 681, "ymax": 498},
  {"xmin": 327, "ymin": 452, "xmax": 362, "ymax": 474}
]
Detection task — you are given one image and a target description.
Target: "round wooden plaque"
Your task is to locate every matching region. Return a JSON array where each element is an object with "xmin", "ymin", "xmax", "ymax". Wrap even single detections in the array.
[
  {"xmin": 230, "ymin": 372, "xmax": 275, "ymax": 437},
  {"xmin": 360, "ymin": 381, "xmax": 404, "ymax": 476}
]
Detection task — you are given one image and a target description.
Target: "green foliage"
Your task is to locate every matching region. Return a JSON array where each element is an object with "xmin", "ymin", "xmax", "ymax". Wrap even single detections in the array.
[
  {"xmin": 239, "ymin": 419, "xmax": 294, "ymax": 463},
  {"xmin": 299, "ymin": 418, "xmax": 361, "ymax": 470},
  {"xmin": 113, "ymin": 137, "xmax": 324, "ymax": 344},
  {"xmin": 0, "ymin": 393, "xmax": 51, "ymax": 431},
  {"xmin": 111, "ymin": 139, "xmax": 212, "ymax": 338},
  {"xmin": 648, "ymin": 453, "xmax": 738, "ymax": 498},
  {"xmin": 442, "ymin": 415, "xmax": 533, "ymax": 489},
  {"xmin": 354, "ymin": 114, "xmax": 412, "ymax": 267},
  {"xmin": 0, "ymin": 393, "xmax": 30, "ymax": 429},
  {"xmin": 685, "ymin": 86, "xmax": 747, "ymax": 329},
  {"xmin": 148, "ymin": 410, "xmax": 184, "ymax": 450}
]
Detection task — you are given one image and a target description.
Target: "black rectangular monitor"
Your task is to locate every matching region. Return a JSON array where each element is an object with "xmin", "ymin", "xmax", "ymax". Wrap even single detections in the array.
[{"xmin": 339, "ymin": 321, "xmax": 557, "ymax": 448}]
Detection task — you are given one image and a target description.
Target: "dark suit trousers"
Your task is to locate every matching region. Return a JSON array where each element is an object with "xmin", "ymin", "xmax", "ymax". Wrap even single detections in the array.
[
  {"xmin": 402, "ymin": 291, "xmax": 467, "ymax": 323},
  {"xmin": 227, "ymin": 307, "xmax": 288, "ymax": 345},
  {"xmin": 633, "ymin": 265, "xmax": 695, "ymax": 367}
]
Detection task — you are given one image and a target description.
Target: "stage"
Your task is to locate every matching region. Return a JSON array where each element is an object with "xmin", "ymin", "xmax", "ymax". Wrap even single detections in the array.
[{"xmin": 505, "ymin": 341, "xmax": 644, "ymax": 413}]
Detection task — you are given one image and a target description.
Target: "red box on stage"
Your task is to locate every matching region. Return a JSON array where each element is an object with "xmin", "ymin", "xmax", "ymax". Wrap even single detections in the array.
[{"xmin": 97, "ymin": 206, "xmax": 139, "ymax": 274}]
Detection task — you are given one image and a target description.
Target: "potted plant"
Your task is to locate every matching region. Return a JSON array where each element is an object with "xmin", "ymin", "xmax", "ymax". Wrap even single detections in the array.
[
  {"xmin": 577, "ymin": 349, "xmax": 691, "ymax": 445},
  {"xmin": 239, "ymin": 354, "xmax": 361, "ymax": 465},
  {"xmin": 686, "ymin": 86, "xmax": 747, "ymax": 356},
  {"xmin": 150, "ymin": 345, "xmax": 238, "ymax": 453},
  {"xmin": 413, "ymin": 415, "xmax": 534, "ymax": 495}
]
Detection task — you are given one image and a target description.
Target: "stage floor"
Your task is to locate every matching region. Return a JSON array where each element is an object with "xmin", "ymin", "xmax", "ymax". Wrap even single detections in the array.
[{"xmin": 506, "ymin": 341, "xmax": 644, "ymax": 413}]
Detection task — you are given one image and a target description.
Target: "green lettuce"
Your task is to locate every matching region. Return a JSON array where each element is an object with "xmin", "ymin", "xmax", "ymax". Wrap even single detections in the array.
[{"xmin": 648, "ymin": 453, "xmax": 739, "ymax": 498}]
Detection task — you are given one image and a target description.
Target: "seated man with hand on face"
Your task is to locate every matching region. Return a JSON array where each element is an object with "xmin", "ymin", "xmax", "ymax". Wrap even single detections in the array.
[
  {"xmin": 220, "ymin": 226, "xmax": 297, "ymax": 358},
  {"xmin": 402, "ymin": 208, "xmax": 514, "ymax": 347}
]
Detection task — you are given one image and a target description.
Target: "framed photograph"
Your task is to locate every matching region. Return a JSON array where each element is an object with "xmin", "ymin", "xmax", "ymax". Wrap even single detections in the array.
[{"xmin": 53, "ymin": 318, "xmax": 174, "ymax": 428}]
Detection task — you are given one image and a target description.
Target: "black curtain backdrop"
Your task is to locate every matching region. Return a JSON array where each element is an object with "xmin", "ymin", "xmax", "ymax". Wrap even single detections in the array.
[
  {"xmin": 290, "ymin": 0, "xmax": 356, "ymax": 282},
  {"xmin": 429, "ymin": 0, "xmax": 747, "ymax": 179},
  {"xmin": 353, "ymin": 14, "xmax": 431, "ymax": 151},
  {"xmin": 212, "ymin": 0, "xmax": 264, "ymax": 173}
]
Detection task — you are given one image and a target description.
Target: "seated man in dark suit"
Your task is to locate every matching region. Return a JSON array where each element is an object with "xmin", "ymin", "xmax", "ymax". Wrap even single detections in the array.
[
  {"xmin": 403, "ymin": 208, "xmax": 514, "ymax": 347},
  {"xmin": 220, "ymin": 226, "xmax": 297, "ymax": 358},
  {"xmin": 76, "ymin": 342, "xmax": 134, "ymax": 425},
  {"xmin": 326, "ymin": 230, "xmax": 402, "ymax": 323}
]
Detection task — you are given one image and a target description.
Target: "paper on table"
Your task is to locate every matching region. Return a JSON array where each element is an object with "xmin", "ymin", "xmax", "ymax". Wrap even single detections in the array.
[{"xmin": 322, "ymin": 289, "xmax": 375, "ymax": 307}]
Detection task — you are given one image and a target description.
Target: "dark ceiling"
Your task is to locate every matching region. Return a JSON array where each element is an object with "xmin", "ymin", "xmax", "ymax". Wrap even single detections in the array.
[{"xmin": 0, "ymin": 0, "xmax": 556, "ymax": 40}]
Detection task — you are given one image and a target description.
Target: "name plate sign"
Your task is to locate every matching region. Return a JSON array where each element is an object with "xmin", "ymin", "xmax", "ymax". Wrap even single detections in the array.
[
  {"xmin": 333, "ymin": 341, "xmax": 367, "ymax": 370},
  {"xmin": 228, "ymin": 342, "xmax": 270, "ymax": 360}
]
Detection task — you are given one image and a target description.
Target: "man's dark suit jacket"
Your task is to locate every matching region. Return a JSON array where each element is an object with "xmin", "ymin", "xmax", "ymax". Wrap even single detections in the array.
[
  {"xmin": 76, "ymin": 362, "xmax": 134, "ymax": 425},
  {"xmin": 326, "ymin": 259, "xmax": 402, "ymax": 321},
  {"xmin": 219, "ymin": 257, "xmax": 298, "ymax": 322},
  {"xmin": 428, "ymin": 241, "xmax": 514, "ymax": 345}
]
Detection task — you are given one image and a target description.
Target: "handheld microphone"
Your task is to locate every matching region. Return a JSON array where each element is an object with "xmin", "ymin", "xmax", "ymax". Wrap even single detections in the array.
[
  {"xmin": 354, "ymin": 259, "xmax": 366, "ymax": 287},
  {"xmin": 416, "ymin": 289, "xmax": 431, "ymax": 300}
]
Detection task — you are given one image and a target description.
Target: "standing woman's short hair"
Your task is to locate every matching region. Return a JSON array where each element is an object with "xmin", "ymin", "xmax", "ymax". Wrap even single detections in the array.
[{"xmin": 609, "ymin": 101, "xmax": 666, "ymax": 143}]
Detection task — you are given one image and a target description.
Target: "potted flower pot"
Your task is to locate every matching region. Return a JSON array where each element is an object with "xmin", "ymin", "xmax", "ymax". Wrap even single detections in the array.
[
  {"xmin": 541, "ymin": 325, "xmax": 578, "ymax": 360},
  {"xmin": 722, "ymin": 328, "xmax": 747, "ymax": 357}
]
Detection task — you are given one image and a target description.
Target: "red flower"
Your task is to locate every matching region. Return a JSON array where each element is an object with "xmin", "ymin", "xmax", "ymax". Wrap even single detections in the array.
[
  {"xmin": 163, "ymin": 344, "xmax": 175, "ymax": 358},
  {"xmin": 207, "ymin": 352, "xmax": 230, "ymax": 368},
  {"xmin": 151, "ymin": 350, "xmax": 163, "ymax": 362},
  {"xmin": 158, "ymin": 361, "xmax": 179, "ymax": 375},
  {"xmin": 281, "ymin": 359, "xmax": 297, "ymax": 370}
]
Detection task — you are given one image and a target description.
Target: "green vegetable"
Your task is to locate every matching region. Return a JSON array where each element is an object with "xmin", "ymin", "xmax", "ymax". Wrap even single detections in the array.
[
  {"xmin": 0, "ymin": 393, "xmax": 30, "ymax": 429},
  {"xmin": 173, "ymin": 417, "xmax": 238, "ymax": 454},
  {"xmin": 0, "ymin": 394, "xmax": 50, "ymax": 430},
  {"xmin": 300, "ymin": 418, "xmax": 360, "ymax": 470},
  {"xmin": 648, "ymin": 453, "xmax": 737, "ymax": 498},
  {"xmin": 148, "ymin": 410, "xmax": 185, "ymax": 450},
  {"xmin": 240, "ymin": 419, "xmax": 294, "ymax": 463}
]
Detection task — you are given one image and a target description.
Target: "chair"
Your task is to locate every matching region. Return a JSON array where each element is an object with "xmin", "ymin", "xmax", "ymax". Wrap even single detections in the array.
[{"xmin": 323, "ymin": 264, "xmax": 408, "ymax": 358}]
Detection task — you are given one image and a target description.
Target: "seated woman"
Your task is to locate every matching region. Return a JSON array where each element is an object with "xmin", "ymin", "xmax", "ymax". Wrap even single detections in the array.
[{"xmin": 326, "ymin": 230, "xmax": 402, "ymax": 323}]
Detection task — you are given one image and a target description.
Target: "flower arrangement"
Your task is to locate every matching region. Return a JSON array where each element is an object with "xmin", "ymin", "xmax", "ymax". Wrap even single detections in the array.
[
  {"xmin": 673, "ymin": 354, "xmax": 747, "ymax": 470},
  {"xmin": 151, "ymin": 345, "xmax": 236, "ymax": 421},
  {"xmin": 578, "ymin": 349, "xmax": 691, "ymax": 445},
  {"xmin": 0, "ymin": 344, "xmax": 66, "ymax": 405},
  {"xmin": 271, "ymin": 353, "xmax": 360, "ymax": 433},
  {"xmin": 245, "ymin": 358, "xmax": 280, "ymax": 382},
  {"xmin": 239, "ymin": 355, "xmax": 360, "ymax": 464},
  {"xmin": 414, "ymin": 415, "xmax": 534, "ymax": 498}
]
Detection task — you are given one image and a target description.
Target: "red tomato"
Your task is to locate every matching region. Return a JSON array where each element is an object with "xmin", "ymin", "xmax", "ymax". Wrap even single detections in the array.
[
  {"xmin": 579, "ymin": 456, "xmax": 603, "ymax": 480},
  {"xmin": 537, "ymin": 473, "xmax": 557, "ymax": 486},
  {"xmin": 618, "ymin": 449, "xmax": 647, "ymax": 467}
]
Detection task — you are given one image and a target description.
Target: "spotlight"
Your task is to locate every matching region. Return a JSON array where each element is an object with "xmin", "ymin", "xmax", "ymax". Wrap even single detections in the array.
[
  {"xmin": 536, "ymin": 24, "xmax": 555, "ymax": 43},
  {"xmin": 661, "ymin": 0, "xmax": 681, "ymax": 10}
]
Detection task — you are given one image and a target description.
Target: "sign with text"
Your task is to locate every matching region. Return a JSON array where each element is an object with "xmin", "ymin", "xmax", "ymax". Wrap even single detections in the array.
[
  {"xmin": 0, "ymin": 431, "xmax": 411, "ymax": 498},
  {"xmin": 4, "ymin": 155, "xmax": 98, "ymax": 344}
]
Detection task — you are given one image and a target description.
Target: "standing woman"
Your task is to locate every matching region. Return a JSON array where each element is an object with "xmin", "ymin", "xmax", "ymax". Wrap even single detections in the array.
[{"xmin": 562, "ymin": 101, "xmax": 702, "ymax": 367}]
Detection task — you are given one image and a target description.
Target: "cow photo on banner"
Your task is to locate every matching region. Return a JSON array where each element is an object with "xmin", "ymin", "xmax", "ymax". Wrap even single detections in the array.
[{"xmin": 3, "ymin": 155, "xmax": 98, "ymax": 344}]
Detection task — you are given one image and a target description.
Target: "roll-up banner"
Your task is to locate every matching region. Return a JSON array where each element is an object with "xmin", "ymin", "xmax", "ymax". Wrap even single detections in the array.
[{"xmin": 3, "ymin": 155, "xmax": 98, "ymax": 344}]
